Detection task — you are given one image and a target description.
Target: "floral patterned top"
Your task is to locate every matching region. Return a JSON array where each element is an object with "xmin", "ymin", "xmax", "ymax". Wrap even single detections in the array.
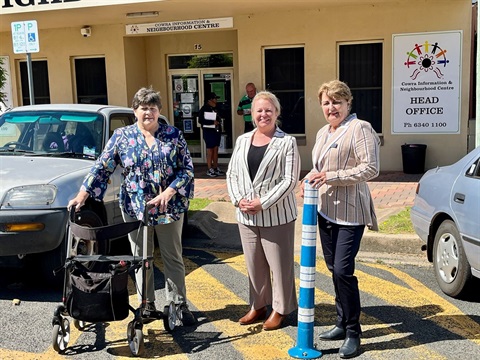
[{"xmin": 81, "ymin": 123, "xmax": 194, "ymax": 225}]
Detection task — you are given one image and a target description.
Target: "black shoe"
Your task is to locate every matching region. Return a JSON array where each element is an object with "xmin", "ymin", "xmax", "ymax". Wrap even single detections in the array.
[
  {"xmin": 339, "ymin": 337, "xmax": 360, "ymax": 359},
  {"xmin": 206, "ymin": 168, "xmax": 218, "ymax": 177},
  {"xmin": 319, "ymin": 326, "xmax": 346, "ymax": 341},
  {"xmin": 179, "ymin": 302, "xmax": 197, "ymax": 326},
  {"xmin": 214, "ymin": 167, "xmax": 225, "ymax": 176}
]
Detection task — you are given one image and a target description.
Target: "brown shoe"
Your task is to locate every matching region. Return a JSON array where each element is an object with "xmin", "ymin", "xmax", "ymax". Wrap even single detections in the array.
[
  {"xmin": 263, "ymin": 310, "xmax": 286, "ymax": 331},
  {"xmin": 239, "ymin": 306, "xmax": 267, "ymax": 325}
]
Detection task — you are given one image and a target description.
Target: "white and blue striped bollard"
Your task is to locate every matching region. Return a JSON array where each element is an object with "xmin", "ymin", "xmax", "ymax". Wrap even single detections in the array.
[{"xmin": 288, "ymin": 181, "xmax": 322, "ymax": 359}]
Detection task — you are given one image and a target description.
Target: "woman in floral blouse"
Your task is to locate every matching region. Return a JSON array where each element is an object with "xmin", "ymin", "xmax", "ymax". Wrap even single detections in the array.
[{"xmin": 68, "ymin": 87, "xmax": 196, "ymax": 325}]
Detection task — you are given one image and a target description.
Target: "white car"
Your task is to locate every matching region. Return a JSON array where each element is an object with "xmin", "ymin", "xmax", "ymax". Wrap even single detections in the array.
[
  {"xmin": 410, "ymin": 146, "xmax": 480, "ymax": 297},
  {"xmin": 0, "ymin": 104, "xmax": 135, "ymax": 282}
]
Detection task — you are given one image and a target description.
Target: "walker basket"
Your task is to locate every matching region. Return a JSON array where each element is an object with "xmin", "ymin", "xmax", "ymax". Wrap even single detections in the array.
[{"xmin": 65, "ymin": 260, "xmax": 129, "ymax": 323}]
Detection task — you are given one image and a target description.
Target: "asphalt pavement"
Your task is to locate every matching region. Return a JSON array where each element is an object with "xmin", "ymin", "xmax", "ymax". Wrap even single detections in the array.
[{"xmin": 185, "ymin": 165, "xmax": 427, "ymax": 266}]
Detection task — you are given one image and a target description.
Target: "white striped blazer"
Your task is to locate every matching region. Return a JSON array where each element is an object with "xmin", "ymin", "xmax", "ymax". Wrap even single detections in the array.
[
  {"xmin": 307, "ymin": 116, "xmax": 381, "ymax": 230},
  {"xmin": 226, "ymin": 127, "xmax": 301, "ymax": 227}
]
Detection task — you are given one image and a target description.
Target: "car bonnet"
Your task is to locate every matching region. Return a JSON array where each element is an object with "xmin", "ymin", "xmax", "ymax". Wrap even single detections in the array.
[{"xmin": 0, "ymin": 156, "xmax": 93, "ymax": 197}]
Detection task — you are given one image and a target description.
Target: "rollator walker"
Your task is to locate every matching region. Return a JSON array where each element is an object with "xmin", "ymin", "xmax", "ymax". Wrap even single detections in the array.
[{"xmin": 52, "ymin": 207, "xmax": 184, "ymax": 356}]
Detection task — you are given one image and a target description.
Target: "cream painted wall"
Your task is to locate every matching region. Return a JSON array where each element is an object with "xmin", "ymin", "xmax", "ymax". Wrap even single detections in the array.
[
  {"xmin": 124, "ymin": 36, "xmax": 148, "ymax": 106},
  {"xmin": 235, "ymin": 1, "xmax": 472, "ymax": 171},
  {"xmin": 0, "ymin": 24, "xmax": 130, "ymax": 107}
]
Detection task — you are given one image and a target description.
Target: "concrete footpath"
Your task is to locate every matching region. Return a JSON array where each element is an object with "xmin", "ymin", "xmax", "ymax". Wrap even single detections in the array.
[{"xmin": 184, "ymin": 165, "xmax": 428, "ymax": 266}]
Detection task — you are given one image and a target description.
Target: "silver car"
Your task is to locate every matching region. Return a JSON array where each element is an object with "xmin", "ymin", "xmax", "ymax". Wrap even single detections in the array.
[
  {"xmin": 0, "ymin": 104, "xmax": 135, "ymax": 282},
  {"xmin": 410, "ymin": 146, "xmax": 480, "ymax": 297}
]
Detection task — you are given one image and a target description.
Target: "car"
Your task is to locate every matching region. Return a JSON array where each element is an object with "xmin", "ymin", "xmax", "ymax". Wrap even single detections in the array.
[
  {"xmin": 159, "ymin": 114, "xmax": 170, "ymax": 125},
  {"xmin": 0, "ymin": 104, "xmax": 136, "ymax": 282},
  {"xmin": 410, "ymin": 146, "xmax": 480, "ymax": 297}
]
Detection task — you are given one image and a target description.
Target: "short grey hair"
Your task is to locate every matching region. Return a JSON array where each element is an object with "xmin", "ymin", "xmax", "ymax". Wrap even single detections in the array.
[{"xmin": 131, "ymin": 87, "xmax": 162, "ymax": 110}]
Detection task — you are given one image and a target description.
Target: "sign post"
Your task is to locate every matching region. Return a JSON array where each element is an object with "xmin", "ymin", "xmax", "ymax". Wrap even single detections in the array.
[{"xmin": 11, "ymin": 20, "xmax": 40, "ymax": 105}]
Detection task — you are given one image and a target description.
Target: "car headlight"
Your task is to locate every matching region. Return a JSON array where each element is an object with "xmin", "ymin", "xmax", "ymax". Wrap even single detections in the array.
[{"xmin": 2, "ymin": 185, "xmax": 57, "ymax": 207}]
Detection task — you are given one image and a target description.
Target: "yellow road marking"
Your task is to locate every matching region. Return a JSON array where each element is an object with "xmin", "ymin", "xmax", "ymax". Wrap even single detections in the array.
[
  {"xmin": 307, "ymin": 254, "xmax": 444, "ymax": 359},
  {"xmin": 184, "ymin": 255, "xmax": 297, "ymax": 360},
  {"xmin": 104, "ymin": 251, "xmax": 188, "ymax": 359},
  {"xmin": 363, "ymin": 262, "xmax": 480, "ymax": 343},
  {"xmin": 0, "ymin": 251, "xmax": 475, "ymax": 359}
]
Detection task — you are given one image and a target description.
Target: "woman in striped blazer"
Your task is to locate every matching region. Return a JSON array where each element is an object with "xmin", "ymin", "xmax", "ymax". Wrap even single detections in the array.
[
  {"xmin": 302, "ymin": 80, "xmax": 380, "ymax": 359},
  {"xmin": 227, "ymin": 91, "xmax": 301, "ymax": 331}
]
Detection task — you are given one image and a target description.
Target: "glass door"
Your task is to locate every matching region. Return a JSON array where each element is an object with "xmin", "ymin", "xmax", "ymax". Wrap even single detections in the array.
[
  {"xmin": 169, "ymin": 69, "xmax": 233, "ymax": 163},
  {"xmin": 202, "ymin": 71, "xmax": 233, "ymax": 160},
  {"xmin": 170, "ymin": 73, "xmax": 202, "ymax": 159}
]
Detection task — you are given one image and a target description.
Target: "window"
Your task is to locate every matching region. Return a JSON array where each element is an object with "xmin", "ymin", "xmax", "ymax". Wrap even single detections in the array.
[
  {"xmin": 74, "ymin": 57, "xmax": 108, "ymax": 105},
  {"xmin": 264, "ymin": 47, "xmax": 305, "ymax": 134},
  {"xmin": 168, "ymin": 54, "xmax": 233, "ymax": 69},
  {"xmin": 339, "ymin": 42, "xmax": 383, "ymax": 133},
  {"xmin": 109, "ymin": 114, "xmax": 135, "ymax": 137},
  {"xmin": 19, "ymin": 60, "xmax": 50, "ymax": 105}
]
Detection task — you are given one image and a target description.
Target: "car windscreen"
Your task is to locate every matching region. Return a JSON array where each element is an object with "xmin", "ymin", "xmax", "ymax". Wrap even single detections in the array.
[{"xmin": 0, "ymin": 110, "xmax": 104, "ymax": 158}]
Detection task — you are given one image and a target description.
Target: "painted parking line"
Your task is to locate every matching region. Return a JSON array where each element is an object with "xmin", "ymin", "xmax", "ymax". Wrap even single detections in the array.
[{"xmin": 0, "ymin": 250, "xmax": 477, "ymax": 359}]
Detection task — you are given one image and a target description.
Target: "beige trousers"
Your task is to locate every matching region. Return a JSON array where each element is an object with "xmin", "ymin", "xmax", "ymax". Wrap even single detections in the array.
[
  {"xmin": 122, "ymin": 212, "xmax": 186, "ymax": 305},
  {"xmin": 237, "ymin": 221, "xmax": 298, "ymax": 315}
]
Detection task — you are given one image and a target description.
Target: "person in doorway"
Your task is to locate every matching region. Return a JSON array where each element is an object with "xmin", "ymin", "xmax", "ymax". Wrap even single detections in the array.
[
  {"xmin": 237, "ymin": 82, "xmax": 257, "ymax": 133},
  {"xmin": 67, "ymin": 86, "xmax": 197, "ymax": 326},
  {"xmin": 199, "ymin": 92, "xmax": 224, "ymax": 177},
  {"xmin": 227, "ymin": 91, "xmax": 300, "ymax": 331},
  {"xmin": 300, "ymin": 80, "xmax": 380, "ymax": 358}
]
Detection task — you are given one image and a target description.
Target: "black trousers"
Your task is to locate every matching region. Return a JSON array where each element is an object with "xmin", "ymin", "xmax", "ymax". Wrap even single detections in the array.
[{"xmin": 318, "ymin": 214, "xmax": 365, "ymax": 338}]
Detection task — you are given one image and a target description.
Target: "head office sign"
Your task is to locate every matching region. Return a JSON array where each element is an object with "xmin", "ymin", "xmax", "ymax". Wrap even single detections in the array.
[
  {"xmin": 392, "ymin": 31, "xmax": 462, "ymax": 134},
  {"xmin": 11, "ymin": 20, "xmax": 40, "ymax": 54}
]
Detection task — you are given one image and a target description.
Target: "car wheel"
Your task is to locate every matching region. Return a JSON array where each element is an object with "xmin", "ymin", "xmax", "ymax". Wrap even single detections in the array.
[{"xmin": 433, "ymin": 220, "xmax": 471, "ymax": 297}]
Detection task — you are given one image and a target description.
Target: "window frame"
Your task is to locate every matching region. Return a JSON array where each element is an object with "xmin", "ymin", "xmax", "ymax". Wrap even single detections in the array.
[
  {"xmin": 18, "ymin": 59, "xmax": 50, "ymax": 105},
  {"xmin": 262, "ymin": 45, "xmax": 306, "ymax": 136},
  {"xmin": 72, "ymin": 56, "xmax": 108, "ymax": 105},
  {"xmin": 338, "ymin": 40, "xmax": 383, "ymax": 135}
]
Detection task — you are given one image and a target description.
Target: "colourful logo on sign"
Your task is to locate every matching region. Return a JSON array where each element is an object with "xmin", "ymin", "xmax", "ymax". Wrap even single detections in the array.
[{"xmin": 404, "ymin": 40, "xmax": 449, "ymax": 80}]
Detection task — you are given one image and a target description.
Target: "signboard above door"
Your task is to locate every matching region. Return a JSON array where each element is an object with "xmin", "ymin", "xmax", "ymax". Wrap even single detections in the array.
[{"xmin": 126, "ymin": 17, "xmax": 233, "ymax": 35}]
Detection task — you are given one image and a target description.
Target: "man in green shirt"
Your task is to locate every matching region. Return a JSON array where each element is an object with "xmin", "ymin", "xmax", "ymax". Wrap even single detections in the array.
[{"xmin": 237, "ymin": 83, "xmax": 257, "ymax": 133}]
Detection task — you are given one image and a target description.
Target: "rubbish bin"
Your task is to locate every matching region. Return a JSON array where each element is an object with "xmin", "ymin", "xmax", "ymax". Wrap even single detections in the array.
[{"xmin": 401, "ymin": 144, "xmax": 427, "ymax": 174}]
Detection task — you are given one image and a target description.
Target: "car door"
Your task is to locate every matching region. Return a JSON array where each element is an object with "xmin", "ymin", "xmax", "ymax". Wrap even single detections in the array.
[
  {"xmin": 450, "ymin": 154, "xmax": 480, "ymax": 271},
  {"xmin": 104, "ymin": 112, "xmax": 136, "ymax": 224}
]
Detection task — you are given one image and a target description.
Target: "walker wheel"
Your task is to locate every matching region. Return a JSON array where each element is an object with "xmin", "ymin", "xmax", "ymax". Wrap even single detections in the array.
[
  {"xmin": 127, "ymin": 320, "xmax": 144, "ymax": 356},
  {"xmin": 163, "ymin": 301, "xmax": 177, "ymax": 332},
  {"xmin": 52, "ymin": 317, "xmax": 70, "ymax": 353},
  {"xmin": 73, "ymin": 319, "xmax": 86, "ymax": 331}
]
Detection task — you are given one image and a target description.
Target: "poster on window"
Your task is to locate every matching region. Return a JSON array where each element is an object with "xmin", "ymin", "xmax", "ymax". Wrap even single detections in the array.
[
  {"xmin": 174, "ymin": 79, "xmax": 184, "ymax": 93},
  {"xmin": 187, "ymin": 78, "xmax": 197, "ymax": 92},
  {"xmin": 392, "ymin": 31, "xmax": 462, "ymax": 134},
  {"xmin": 183, "ymin": 119, "xmax": 193, "ymax": 133},
  {"xmin": 181, "ymin": 103, "xmax": 192, "ymax": 117}
]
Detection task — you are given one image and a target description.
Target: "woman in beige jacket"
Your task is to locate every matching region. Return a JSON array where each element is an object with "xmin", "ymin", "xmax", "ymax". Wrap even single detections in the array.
[{"xmin": 302, "ymin": 80, "xmax": 380, "ymax": 359}]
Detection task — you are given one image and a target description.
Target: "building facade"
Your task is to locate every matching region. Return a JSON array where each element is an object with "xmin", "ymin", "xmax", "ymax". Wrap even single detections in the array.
[{"xmin": 0, "ymin": 0, "xmax": 476, "ymax": 171}]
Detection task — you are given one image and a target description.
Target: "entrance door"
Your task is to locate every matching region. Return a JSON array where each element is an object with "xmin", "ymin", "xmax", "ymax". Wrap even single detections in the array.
[{"xmin": 169, "ymin": 69, "xmax": 233, "ymax": 163}]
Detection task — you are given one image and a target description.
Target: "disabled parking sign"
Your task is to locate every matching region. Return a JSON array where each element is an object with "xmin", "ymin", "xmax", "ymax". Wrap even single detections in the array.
[{"xmin": 11, "ymin": 20, "xmax": 40, "ymax": 54}]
